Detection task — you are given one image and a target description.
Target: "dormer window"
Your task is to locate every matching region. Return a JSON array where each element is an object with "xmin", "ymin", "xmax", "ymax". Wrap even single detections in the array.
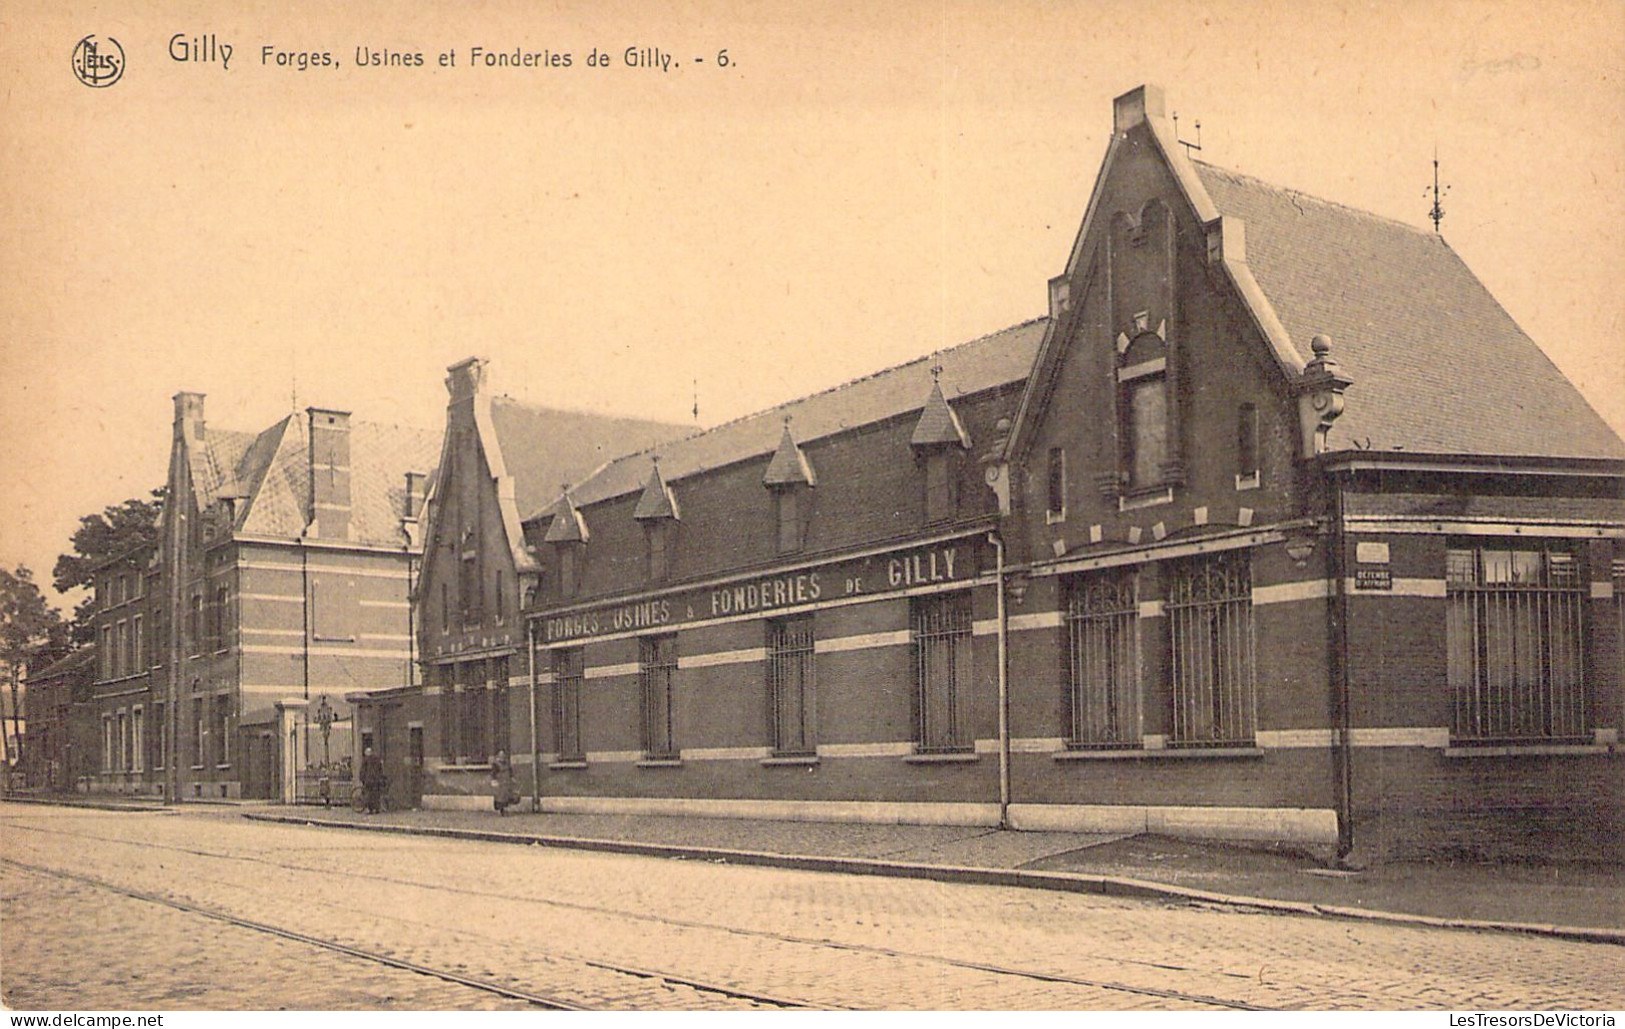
[
  {"xmin": 632, "ymin": 460, "xmax": 679, "ymax": 584},
  {"xmin": 763, "ymin": 421, "xmax": 815, "ymax": 555},
  {"xmin": 544, "ymin": 490, "xmax": 590, "ymax": 599},
  {"xmin": 910, "ymin": 374, "xmax": 972, "ymax": 527}
]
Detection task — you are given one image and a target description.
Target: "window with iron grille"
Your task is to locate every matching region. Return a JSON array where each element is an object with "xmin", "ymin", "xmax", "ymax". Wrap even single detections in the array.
[
  {"xmin": 1065, "ymin": 568, "xmax": 1140, "ymax": 748},
  {"xmin": 911, "ymin": 592, "xmax": 973, "ymax": 752},
  {"xmin": 1447, "ymin": 542, "xmax": 1588, "ymax": 744},
  {"xmin": 1166, "ymin": 550, "xmax": 1256, "ymax": 747},
  {"xmin": 457, "ymin": 661, "xmax": 490, "ymax": 764},
  {"xmin": 639, "ymin": 635, "xmax": 678, "ymax": 759},
  {"xmin": 490, "ymin": 656, "xmax": 511, "ymax": 757},
  {"xmin": 433, "ymin": 664, "xmax": 457, "ymax": 758},
  {"xmin": 768, "ymin": 616, "xmax": 816, "ymax": 755},
  {"xmin": 552, "ymin": 648, "xmax": 584, "ymax": 761}
]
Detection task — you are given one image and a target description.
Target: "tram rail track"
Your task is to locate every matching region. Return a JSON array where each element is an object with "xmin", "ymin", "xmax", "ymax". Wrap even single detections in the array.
[{"xmin": 1, "ymin": 813, "xmax": 1267, "ymax": 1010}]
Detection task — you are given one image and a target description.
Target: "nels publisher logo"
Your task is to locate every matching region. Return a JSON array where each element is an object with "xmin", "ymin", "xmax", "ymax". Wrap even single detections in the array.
[{"xmin": 72, "ymin": 34, "xmax": 125, "ymax": 88}]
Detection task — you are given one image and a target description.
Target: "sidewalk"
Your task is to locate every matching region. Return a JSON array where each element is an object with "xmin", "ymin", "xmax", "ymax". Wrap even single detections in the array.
[{"xmin": 242, "ymin": 803, "xmax": 1625, "ymax": 941}]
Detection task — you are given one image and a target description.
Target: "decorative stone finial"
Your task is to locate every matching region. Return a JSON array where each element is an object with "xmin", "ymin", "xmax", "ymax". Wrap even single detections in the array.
[{"xmin": 1296, "ymin": 334, "xmax": 1353, "ymax": 457}]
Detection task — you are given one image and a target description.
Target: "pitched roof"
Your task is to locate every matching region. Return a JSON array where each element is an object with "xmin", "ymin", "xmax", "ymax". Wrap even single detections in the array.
[
  {"xmin": 487, "ymin": 398, "xmax": 691, "ymax": 520},
  {"xmin": 216, "ymin": 414, "xmax": 442, "ymax": 546},
  {"xmin": 762, "ymin": 423, "xmax": 817, "ymax": 487},
  {"xmin": 1193, "ymin": 162, "xmax": 1625, "ymax": 460},
  {"xmin": 910, "ymin": 381, "xmax": 973, "ymax": 448},
  {"xmin": 557, "ymin": 319, "xmax": 1047, "ymax": 510},
  {"xmin": 26, "ymin": 646, "xmax": 96, "ymax": 682},
  {"xmin": 632, "ymin": 462, "xmax": 680, "ymax": 520},
  {"xmin": 541, "ymin": 492, "xmax": 589, "ymax": 543}
]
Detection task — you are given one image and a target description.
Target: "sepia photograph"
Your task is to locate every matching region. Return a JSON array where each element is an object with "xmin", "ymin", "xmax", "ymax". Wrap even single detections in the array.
[{"xmin": 1, "ymin": 0, "xmax": 1622, "ymax": 1017}]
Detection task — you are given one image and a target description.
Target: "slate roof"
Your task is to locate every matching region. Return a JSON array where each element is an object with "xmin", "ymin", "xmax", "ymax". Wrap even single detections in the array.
[
  {"xmin": 557, "ymin": 319, "xmax": 1048, "ymax": 510},
  {"xmin": 762, "ymin": 423, "xmax": 817, "ymax": 487},
  {"xmin": 487, "ymin": 398, "xmax": 691, "ymax": 521},
  {"xmin": 26, "ymin": 646, "xmax": 96, "ymax": 683},
  {"xmin": 194, "ymin": 413, "xmax": 442, "ymax": 547},
  {"xmin": 1193, "ymin": 162, "xmax": 1625, "ymax": 460}
]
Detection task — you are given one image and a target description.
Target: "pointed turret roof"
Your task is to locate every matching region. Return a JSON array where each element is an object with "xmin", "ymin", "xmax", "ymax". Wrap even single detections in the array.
[
  {"xmin": 542, "ymin": 491, "xmax": 590, "ymax": 543},
  {"xmin": 762, "ymin": 421, "xmax": 817, "ymax": 487},
  {"xmin": 632, "ymin": 461, "xmax": 680, "ymax": 521},
  {"xmin": 910, "ymin": 380, "xmax": 972, "ymax": 449}
]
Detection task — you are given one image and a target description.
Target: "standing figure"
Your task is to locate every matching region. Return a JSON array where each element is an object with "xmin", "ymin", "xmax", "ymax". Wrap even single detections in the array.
[
  {"xmin": 360, "ymin": 745, "xmax": 385, "ymax": 814},
  {"xmin": 490, "ymin": 749, "xmax": 516, "ymax": 816}
]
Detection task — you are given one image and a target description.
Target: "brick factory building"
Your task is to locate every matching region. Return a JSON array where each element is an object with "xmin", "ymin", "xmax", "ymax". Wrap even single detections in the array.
[
  {"xmin": 349, "ymin": 359, "xmax": 688, "ymax": 811},
  {"xmin": 372, "ymin": 86, "xmax": 1624, "ymax": 860}
]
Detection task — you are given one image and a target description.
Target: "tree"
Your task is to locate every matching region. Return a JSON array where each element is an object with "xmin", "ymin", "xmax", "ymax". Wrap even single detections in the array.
[
  {"xmin": 0, "ymin": 565, "xmax": 70, "ymax": 768},
  {"xmin": 53, "ymin": 489, "xmax": 164, "ymax": 645}
]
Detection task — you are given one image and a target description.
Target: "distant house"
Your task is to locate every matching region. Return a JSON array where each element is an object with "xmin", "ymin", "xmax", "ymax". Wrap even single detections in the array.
[
  {"xmin": 85, "ymin": 394, "xmax": 440, "ymax": 801},
  {"xmin": 348, "ymin": 358, "xmax": 689, "ymax": 810},
  {"xmin": 20, "ymin": 647, "xmax": 97, "ymax": 791}
]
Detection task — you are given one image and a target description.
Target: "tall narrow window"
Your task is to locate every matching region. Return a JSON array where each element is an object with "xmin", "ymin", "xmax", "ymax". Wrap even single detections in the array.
[
  {"xmin": 552, "ymin": 648, "xmax": 584, "ymax": 762},
  {"xmin": 775, "ymin": 489, "xmax": 803, "ymax": 554},
  {"xmin": 153, "ymin": 702, "xmax": 167, "ymax": 771},
  {"xmin": 495, "ymin": 570, "xmax": 506, "ymax": 624},
  {"xmin": 923, "ymin": 452, "xmax": 954, "ymax": 523},
  {"xmin": 435, "ymin": 665, "xmax": 458, "ymax": 759},
  {"xmin": 100, "ymin": 626, "xmax": 113, "ymax": 680},
  {"xmin": 558, "ymin": 545, "xmax": 579, "ymax": 598},
  {"xmin": 117, "ymin": 710, "xmax": 128, "ymax": 772},
  {"xmin": 639, "ymin": 635, "xmax": 678, "ymax": 759},
  {"xmin": 133, "ymin": 615, "xmax": 144, "ymax": 671},
  {"xmin": 212, "ymin": 693, "xmax": 230, "ymax": 766},
  {"xmin": 1046, "ymin": 447, "xmax": 1067, "ymax": 523},
  {"xmin": 115, "ymin": 621, "xmax": 129, "ymax": 677},
  {"xmin": 192, "ymin": 698, "xmax": 205, "ymax": 768},
  {"xmin": 1126, "ymin": 376, "xmax": 1168, "ymax": 489},
  {"xmin": 1167, "ymin": 550, "xmax": 1256, "ymax": 747},
  {"xmin": 212, "ymin": 586, "xmax": 229, "ymax": 650},
  {"xmin": 490, "ymin": 656, "xmax": 511, "ymax": 757},
  {"xmin": 646, "ymin": 523, "xmax": 671, "ymax": 582},
  {"xmin": 131, "ymin": 706, "xmax": 144, "ymax": 773},
  {"xmin": 1236, "ymin": 403, "xmax": 1259, "ymax": 482},
  {"xmin": 440, "ymin": 582, "xmax": 451, "ymax": 634},
  {"xmin": 911, "ymin": 592, "xmax": 973, "ymax": 752},
  {"xmin": 768, "ymin": 616, "xmax": 816, "ymax": 755},
  {"xmin": 457, "ymin": 661, "xmax": 489, "ymax": 764},
  {"xmin": 1065, "ymin": 569, "xmax": 1140, "ymax": 748},
  {"xmin": 188, "ymin": 595, "xmax": 203, "ymax": 654},
  {"xmin": 1447, "ymin": 542, "xmax": 1587, "ymax": 744},
  {"xmin": 102, "ymin": 715, "xmax": 112, "ymax": 772}
]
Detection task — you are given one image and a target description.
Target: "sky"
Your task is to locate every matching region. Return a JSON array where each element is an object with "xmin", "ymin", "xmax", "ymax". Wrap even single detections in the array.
[{"xmin": 3, "ymin": 0, "xmax": 1622, "ymax": 614}]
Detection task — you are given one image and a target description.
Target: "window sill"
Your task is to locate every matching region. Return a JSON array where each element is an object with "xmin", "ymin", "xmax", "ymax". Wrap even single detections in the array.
[
  {"xmin": 1235, "ymin": 471, "xmax": 1261, "ymax": 491},
  {"xmin": 549, "ymin": 760, "xmax": 588, "ymax": 770},
  {"xmin": 312, "ymin": 636, "xmax": 356, "ymax": 644},
  {"xmin": 1443, "ymin": 744, "xmax": 1616, "ymax": 759},
  {"xmin": 215, "ymin": 763, "xmax": 232, "ymax": 770},
  {"xmin": 1156, "ymin": 746, "xmax": 1264, "ymax": 759},
  {"xmin": 440, "ymin": 762, "xmax": 492, "ymax": 772},
  {"xmin": 903, "ymin": 751, "xmax": 979, "ymax": 765},
  {"xmin": 760, "ymin": 755, "xmax": 820, "ymax": 767},
  {"xmin": 1119, "ymin": 488, "xmax": 1174, "ymax": 512},
  {"xmin": 189, "ymin": 764, "xmax": 206, "ymax": 771},
  {"xmin": 637, "ymin": 758, "xmax": 683, "ymax": 769},
  {"xmin": 1053, "ymin": 747, "xmax": 1147, "ymax": 761}
]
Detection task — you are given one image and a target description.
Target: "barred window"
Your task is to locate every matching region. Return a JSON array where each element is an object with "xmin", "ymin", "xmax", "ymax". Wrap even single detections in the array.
[
  {"xmin": 1448, "ymin": 542, "xmax": 1587, "ymax": 744},
  {"xmin": 552, "ymin": 648, "xmax": 584, "ymax": 761},
  {"xmin": 457, "ymin": 661, "xmax": 491, "ymax": 764},
  {"xmin": 768, "ymin": 616, "xmax": 816, "ymax": 755},
  {"xmin": 490, "ymin": 656, "xmax": 511, "ymax": 757},
  {"xmin": 1167, "ymin": 550, "xmax": 1256, "ymax": 747},
  {"xmin": 433, "ymin": 665, "xmax": 457, "ymax": 759},
  {"xmin": 639, "ymin": 635, "xmax": 678, "ymax": 759},
  {"xmin": 911, "ymin": 592, "xmax": 973, "ymax": 752},
  {"xmin": 1065, "ymin": 569, "xmax": 1139, "ymax": 748}
]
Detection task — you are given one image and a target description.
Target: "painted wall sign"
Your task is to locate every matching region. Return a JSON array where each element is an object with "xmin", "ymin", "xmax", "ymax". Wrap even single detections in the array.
[
  {"xmin": 1355, "ymin": 567, "xmax": 1393, "ymax": 591},
  {"xmin": 536, "ymin": 538, "xmax": 982, "ymax": 644}
]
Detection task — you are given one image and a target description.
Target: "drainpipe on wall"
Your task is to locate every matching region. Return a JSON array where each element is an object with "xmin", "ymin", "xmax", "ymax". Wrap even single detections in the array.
[
  {"xmin": 988, "ymin": 531, "xmax": 1011, "ymax": 830},
  {"xmin": 527, "ymin": 618, "xmax": 540, "ymax": 814},
  {"xmin": 1330, "ymin": 474, "xmax": 1356, "ymax": 863}
]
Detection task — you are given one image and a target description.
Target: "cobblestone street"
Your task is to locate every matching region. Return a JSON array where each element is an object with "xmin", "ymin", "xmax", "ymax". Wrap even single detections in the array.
[{"xmin": 2, "ymin": 803, "xmax": 1620, "ymax": 1011}]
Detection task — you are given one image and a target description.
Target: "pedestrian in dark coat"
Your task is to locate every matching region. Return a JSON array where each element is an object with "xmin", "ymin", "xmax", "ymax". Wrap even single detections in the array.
[
  {"xmin": 490, "ymin": 749, "xmax": 516, "ymax": 816},
  {"xmin": 360, "ymin": 746, "xmax": 386, "ymax": 814}
]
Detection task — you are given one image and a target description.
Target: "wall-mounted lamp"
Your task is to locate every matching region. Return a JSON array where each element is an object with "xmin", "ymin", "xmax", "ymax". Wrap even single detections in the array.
[{"xmin": 1285, "ymin": 536, "xmax": 1317, "ymax": 567}]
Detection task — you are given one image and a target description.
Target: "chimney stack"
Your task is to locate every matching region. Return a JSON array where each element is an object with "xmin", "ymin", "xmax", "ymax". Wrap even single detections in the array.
[
  {"xmin": 404, "ymin": 471, "xmax": 428, "ymax": 520},
  {"xmin": 445, "ymin": 357, "xmax": 487, "ymax": 403},
  {"xmin": 173, "ymin": 392, "xmax": 206, "ymax": 443},
  {"xmin": 307, "ymin": 407, "xmax": 351, "ymax": 540}
]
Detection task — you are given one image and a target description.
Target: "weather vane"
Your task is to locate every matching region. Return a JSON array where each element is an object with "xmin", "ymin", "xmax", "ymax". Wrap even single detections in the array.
[
  {"xmin": 1173, "ymin": 112, "xmax": 1202, "ymax": 156},
  {"xmin": 1426, "ymin": 149, "xmax": 1450, "ymax": 234}
]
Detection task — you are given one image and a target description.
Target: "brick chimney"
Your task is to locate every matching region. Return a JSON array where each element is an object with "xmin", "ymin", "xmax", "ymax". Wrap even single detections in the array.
[
  {"xmin": 445, "ymin": 357, "xmax": 487, "ymax": 403},
  {"xmin": 307, "ymin": 407, "xmax": 351, "ymax": 540},
  {"xmin": 173, "ymin": 391, "xmax": 206, "ymax": 444},
  {"xmin": 404, "ymin": 471, "xmax": 428, "ymax": 520}
]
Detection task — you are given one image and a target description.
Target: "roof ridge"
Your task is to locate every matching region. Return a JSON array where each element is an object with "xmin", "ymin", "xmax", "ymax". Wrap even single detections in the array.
[
  {"xmin": 489, "ymin": 393, "xmax": 689, "ymax": 428},
  {"xmin": 1192, "ymin": 159, "xmax": 1439, "ymax": 241},
  {"xmin": 590, "ymin": 316, "xmax": 1050, "ymax": 475}
]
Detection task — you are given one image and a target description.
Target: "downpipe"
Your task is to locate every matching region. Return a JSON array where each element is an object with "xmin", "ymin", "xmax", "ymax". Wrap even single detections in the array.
[
  {"xmin": 989, "ymin": 531, "xmax": 1011, "ymax": 830},
  {"xmin": 528, "ymin": 619, "xmax": 541, "ymax": 814}
]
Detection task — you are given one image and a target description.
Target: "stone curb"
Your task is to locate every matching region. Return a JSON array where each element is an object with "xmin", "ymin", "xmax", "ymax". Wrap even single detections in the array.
[
  {"xmin": 2, "ymin": 795, "xmax": 169, "ymax": 813},
  {"xmin": 240, "ymin": 812, "xmax": 1625, "ymax": 947}
]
